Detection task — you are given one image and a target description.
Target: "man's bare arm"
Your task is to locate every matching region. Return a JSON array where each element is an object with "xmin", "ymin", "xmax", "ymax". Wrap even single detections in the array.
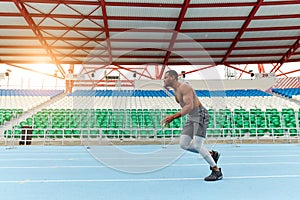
[{"xmin": 161, "ymin": 84, "xmax": 195, "ymax": 125}]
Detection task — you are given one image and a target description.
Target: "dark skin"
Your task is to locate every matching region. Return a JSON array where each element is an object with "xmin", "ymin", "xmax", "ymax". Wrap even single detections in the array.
[
  {"xmin": 161, "ymin": 71, "xmax": 220, "ymax": 171},
  {"xmin": 161, "ymin": 71, "xmax": 201, "ymax": 126}
]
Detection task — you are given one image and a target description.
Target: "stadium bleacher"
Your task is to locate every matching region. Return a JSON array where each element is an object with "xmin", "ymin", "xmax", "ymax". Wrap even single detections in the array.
[
  {"xmin": 1, "ymin": 88, "xmax": 299, "ymax": 143},
  {"xmin": 272, "ymin": 88, "xmax": 300, "ymax": 98}
]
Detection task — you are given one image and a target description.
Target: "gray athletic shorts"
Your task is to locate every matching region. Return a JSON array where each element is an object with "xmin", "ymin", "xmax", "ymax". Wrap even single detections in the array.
[{"xmin": 181, "ymin": 106, "xmax": 210, "ymax": 138}]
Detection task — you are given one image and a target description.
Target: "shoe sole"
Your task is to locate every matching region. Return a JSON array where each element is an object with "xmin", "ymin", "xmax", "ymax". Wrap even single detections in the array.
[{"xmin": 204, "ymin": 176, "xmax": 223, "ymax": 181}]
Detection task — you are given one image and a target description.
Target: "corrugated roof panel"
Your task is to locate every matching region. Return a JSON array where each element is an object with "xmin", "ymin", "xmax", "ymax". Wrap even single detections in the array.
[
  {"xmin": 0, "ymin": 2, "xmax": 19, "ymax": 13},
  {"xmin": 113, "ymin": 58, "xmax": 164, "ymax": 63},
  {"xmin": 1, "ymin": 56, "xmax": 52, "ymax": 62},
  {"xmin": 290, "ymin": 54, "xmax": 300, "ymax": 60},
  {"xmin": 0, "ymin": 17, "xmax": 28, "ymax": 26},
  {"xmin": 174, "ymin": 42, "xmax": 232, "ymax": 48},
  {"xmin": 190, "ymin": 0, "xmax": 256, "ymax": 3},
  {"xmin": 32, "ymin": 17, "xmax": 45, "ymax": 25},
  {"xmin": 82, "ymin": 41, "xmax": 103, "ymax": 47},
  {"xmin": 39, "ymin": 18, "xmax": 66, "ymax": 27},
  {"xmin": 168, "ymin": 58, "xmax": 218, "ymax": 64},
  {"xmin": 80, "ymin": 31, "xmax": 106, "ymax": 38},
  {"xmin": 62, "ymin": 31, "xmax": 88, "ymax": 38},
  {"xmin": 106, "ymin": 6, "xmax": 180, "ymax": 18},
  {"xmin": 249, "ymin": 18, "xmax": 300, "ymax": 28},
  {"xmin": 0, "ymin": 48, "xmax": 47, "ymax": 55},
  {"xmin": 67, "ymin": 4, "xmax": 100, "ymax": 15},
  {"xmin": 47, "ymin": 40, "xmax": 73, "ymax": 47},
  {"xmin": 70, "ymin": 0, "xmax": 99, "ymax": 2},
  {"xmin": 110, "ymin": 42, "xmax": 170, "ymax": 49},
  {"xmin": 105, "ymin": 0, "xmax": 183, "ymax": 4},
  {"xmin": 25, "ymin": 3, "xmax": 58, "ymax": 14},
  {"xmin": 231, "ymin": 49, "xmax": 288, "ymax": 55},
  {"xmin": 181, "ymin": 21, "xmax": 244, "ymax": 29},
  {"xmin": 236, "ymin": 40, "xmax": 296, "ymax": 47},
  {"xmin": 53, "ymin": 49, "xmax": 78, "ymax": 55},
  {"xmin": 90, "ymin": 7, "xmax": 103, "ymax": 16},
  {"xmin": 184, "ymin": 32, "xmax": 238, "ymax": 39},
  {"xmin": 73, "ymin": 19, "xmax": 103, "ymax": 28},
  {"xmin": 85, "ymin": 48, "xmax": 107, "ymax": 58},
  {"xmin": 51, "ymin": 4, "xmax": 80, "ymax": 15},
  {"xmin": 206, "ymin": 50, "xmax": 228, "ymax": 55},
  {"xmin": 70, "ymin": 49, "xmax": 90, "ymax": 56},
  {"xmin": 227, "ymin": 56, "xmax": 282, "ymax": 62},
  {"xmin": 59, "ymin": 40, "xmax": 89, "ymax": 47},
  {"xmin": 186, "ymin": 6, "xmax": 253, "ymax": 18},
  {"xmin": 242, "ymin": 30, "xmax": 300, "ymax": 38},
  {"xmin": 113, "ymin": 51, "xmax": 166, "ymax": 57},
  {"xmin": 0, "ymin": 39, "xmax": 41, "ymax": 46},
  {"xmin": 41, "ymin": 30, "xmax": 68, "ymax": 37},
  {"xmin": 0, "ymin": 29, "xmax": 35, "ymax": 37},
  {"xmin": 108, "ymin": 20, "xmax": 176, "ymax": 29},
  {"xmin": 83, "ymin": 56, "xmax": 109, "ymax": 64},
  {"xmin": 175, "ymin": 50, "xmax": 227, "ymax": 56},
  {"xmin": 257, "ymin": 4, "xmax": 300, "ymax": 16},
  {"xmin": 50, "ymin": 18, "xmax": 85, "ymax": 27},
  {"xmin": 110, "ymin": 31, "xmax": 173, "ymax": 40}
]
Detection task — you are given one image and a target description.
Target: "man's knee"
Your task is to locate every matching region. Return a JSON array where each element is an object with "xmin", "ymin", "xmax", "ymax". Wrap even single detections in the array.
[
  {"xmin": 180, "ymin": 141, "xmax": 189, "ymax": 150},
  {"xmin": 179, "ymin": 135, "xmax": 192, "ymax": 150}
]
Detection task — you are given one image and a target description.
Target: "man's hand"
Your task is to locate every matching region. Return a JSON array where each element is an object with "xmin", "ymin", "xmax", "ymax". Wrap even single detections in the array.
[{"xmin": 160, "ymin": 115, "xmax": 174, "ymax": 126}]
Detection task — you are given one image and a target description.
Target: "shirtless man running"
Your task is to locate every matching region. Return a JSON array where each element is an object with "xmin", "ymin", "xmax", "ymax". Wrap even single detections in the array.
[{"xmin": 161, "ymin": 70, "xmax": 223, "ymax": 181}]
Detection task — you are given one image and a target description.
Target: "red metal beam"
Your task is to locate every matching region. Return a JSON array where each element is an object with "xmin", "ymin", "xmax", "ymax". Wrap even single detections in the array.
[
  {"xmin": 224, "ymin": 64, "xmax": 251, "ymax": 74},
  {"xmin": 114, "ymin": 65, "xmax": 154, "ymax": 80},
  {"xmin": 14, "ymin": 0, "xmax": 300, "ymax": 7},
  {"xmin": 2, "ymin": 52, "xmax": 298, "ymax": 60},
  {"xmin": 159, "ymin": 0, "xmax": 191, "ymax": 79},
  {"xmin": 237, "ymin": 64, "xmax": 249, "ymax": 79},
  {"xmin": 221, "ymin": 0, "xmax": 263, "ymax": 64},
  {"xmin": 2, "ymin": 24, "xmax": 300, "ymax": 33},
  {"xmin": 257, "ymin": 64, "xmax": 265, "ymax": 73},
  {"xmin": 0, "ymin": 45, "xmax": 291, "ymax": 52},
  {"xmin": 270, "ymin": 38, "xmax": 300, "ymax": 73},
  {"xmin": 12, "ymin": 0, "xmax": 66, "ymax": 78},
  {"xmin": 3, "ymin": 12, "xmax": 300, "ymax": 22},
  {"xmin": 1, "ymin": 35, "xmax": 299, "ymax": 43},
  {"xmin": 99, "ymin": 0, "xmax": 112, "ymax": 65},
  {"xmin": 178, "ymin": 65, "xmax": 217, "ymax": 77},
  {"xmin": 2, "ymin": 59, "xmax": 300, "ymax": 66},
  {"xmin": 277, "ymin": 68, "xmax": 300, "ymax": 77}
]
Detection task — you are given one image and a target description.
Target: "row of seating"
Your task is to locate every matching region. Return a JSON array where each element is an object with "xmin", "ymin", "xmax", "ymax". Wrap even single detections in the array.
[
  {"xmin": 69, "ymin": 89, "xmax": 271, "ymax": 97},
  {"xmin": 0, "ymin": 96, "xmax": 51, "ymax": 111},
  {"xmin": 69, "ymin": 90, "xmax": 170, "ymax": 97},
  {"xmin": 196, "ymin": 89, "xmax": 271, "ymax": 97},
  {"xmin": 0, "ymin": 89, "xmax": 64, "ymax": 97},
  {"xmin": 45, "ymin": 95, "xmax": 299, "ymax": 111},
  {"xmin": 272, "ymin": 88, "xmax": 300, "ymax": 98},
  {"xmin": 6, "ymin": 108, "xmax": 299, "ymax": 139},
  {"xmin": 0, "ymin": 108, "xmax": 23, "ymax": 125}
]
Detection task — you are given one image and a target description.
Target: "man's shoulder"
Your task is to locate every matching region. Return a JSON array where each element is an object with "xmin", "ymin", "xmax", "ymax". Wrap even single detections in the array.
[{"xmin": 179, "ymin": 82, "xmax": 193, "ymax": 91}]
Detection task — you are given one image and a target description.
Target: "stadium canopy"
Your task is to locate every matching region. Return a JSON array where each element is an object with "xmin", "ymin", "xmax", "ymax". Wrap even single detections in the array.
[{"xmin": 0, "ymin": 0, "xmax": 299, "ymax": 87}]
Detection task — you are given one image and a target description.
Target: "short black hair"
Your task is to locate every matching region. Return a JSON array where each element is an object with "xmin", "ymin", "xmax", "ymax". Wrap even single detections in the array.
[{"xmin": 165, "ymin": 70, "xmax": 178, "ymax": 80}]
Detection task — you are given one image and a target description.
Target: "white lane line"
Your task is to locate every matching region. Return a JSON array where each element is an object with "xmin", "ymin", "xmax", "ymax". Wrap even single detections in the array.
[
  {"xmin": 0, "ymin": 161, "xmax": 300, "ymax": 169},
  {"xmin": 1, "ymin": 154, "xmax": 300, "ymax": 162},
  {"xmin": 0, "ymin": 174, "xmax": 300, "ymax": 184}
]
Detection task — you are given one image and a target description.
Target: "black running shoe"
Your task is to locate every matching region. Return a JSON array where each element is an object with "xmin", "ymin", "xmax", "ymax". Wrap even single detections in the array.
[
  {"xmin": 204, "ymin": 168, "xmax": 223, "ymax": 181},
  {"xmin": 210, "ymin": 150, "xmax": 220, "ymax": 170}
]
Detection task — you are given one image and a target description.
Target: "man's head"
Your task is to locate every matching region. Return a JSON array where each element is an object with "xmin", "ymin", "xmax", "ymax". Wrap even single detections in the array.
[{"xmin": 164, "ymin": 70, "xmax": 178, "ymax": 88}]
